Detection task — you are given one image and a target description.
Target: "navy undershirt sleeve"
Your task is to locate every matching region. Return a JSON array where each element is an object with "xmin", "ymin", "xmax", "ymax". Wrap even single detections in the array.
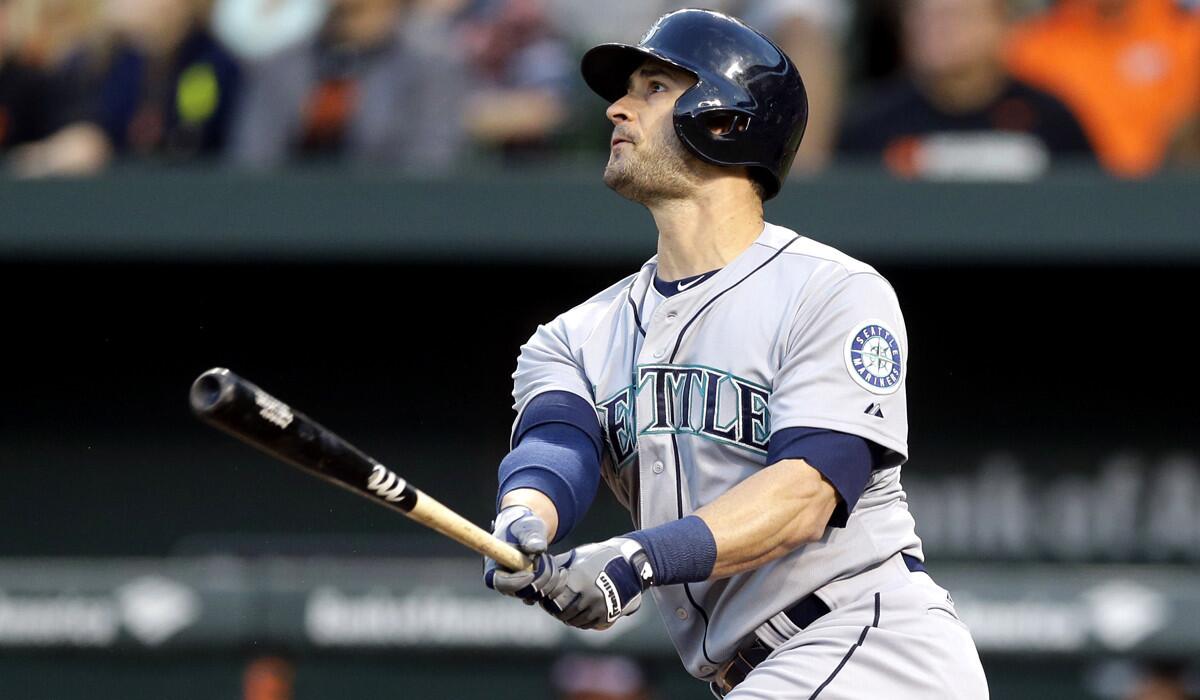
[
  {"xmin": 497, "ymin": 391, "xmax": 603, "ymax": 543},
  {"xmin": 767, "ymin": 428, "xmax": 876, "ymax": 528}
]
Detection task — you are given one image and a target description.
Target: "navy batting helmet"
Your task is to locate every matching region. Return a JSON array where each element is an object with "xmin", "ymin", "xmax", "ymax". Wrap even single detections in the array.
[{"xmin": 581, "ymin": 9, "xmax": 808, "ymax": 200}]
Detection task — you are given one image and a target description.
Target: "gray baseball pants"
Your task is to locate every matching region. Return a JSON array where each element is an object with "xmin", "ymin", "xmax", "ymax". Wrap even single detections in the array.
[{"xmin": 725, "ymin": 573, "xmax": 988, "ymax": 699}]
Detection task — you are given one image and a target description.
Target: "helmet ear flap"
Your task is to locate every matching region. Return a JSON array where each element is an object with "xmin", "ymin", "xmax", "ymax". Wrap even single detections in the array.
[{"xmin": 675, "ymin": 108, "xmax": 761, "ymax": 160}]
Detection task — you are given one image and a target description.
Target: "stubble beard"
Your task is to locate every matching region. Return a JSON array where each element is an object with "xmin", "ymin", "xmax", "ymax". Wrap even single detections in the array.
[{"xmin": 603, "ymin": 128, "xmax": 701, "ymax": 205}]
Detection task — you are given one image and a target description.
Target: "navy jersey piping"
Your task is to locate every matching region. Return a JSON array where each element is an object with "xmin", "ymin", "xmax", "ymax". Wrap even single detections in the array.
[
  {"xmin": 663, "ymin": 234, "xmax": 802, "ymax": 670},
  {"xmin": 626, "ymin": 283, "xmax": 647, "ymax": 337},
  {"xmin": 809, "ymin": 592, "xmax": 882, "ymax": 699},
  {"xmin": 672, "ymin": 434, "xmax": 718, "ymax": 665},
  {"xmin": 668, "ymin": 236, "xmax": 801, "ymax": 361}
]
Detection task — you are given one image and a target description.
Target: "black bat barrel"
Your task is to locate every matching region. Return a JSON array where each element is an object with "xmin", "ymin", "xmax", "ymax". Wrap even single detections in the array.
[{"xmin": 189, "ymin": 367, "xmax": 417, "ymax": 512}]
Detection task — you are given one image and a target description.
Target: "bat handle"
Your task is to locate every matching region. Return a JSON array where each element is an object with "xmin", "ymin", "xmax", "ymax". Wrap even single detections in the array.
[{"xmin": 406, "ymin": 488, "xmax": 532, "ymax": 572}]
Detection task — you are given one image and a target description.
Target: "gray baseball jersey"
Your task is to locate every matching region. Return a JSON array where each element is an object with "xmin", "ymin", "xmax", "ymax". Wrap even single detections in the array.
[{"xmin": 512, "ymin": 223, "xmax": 927, "ymax": 680}]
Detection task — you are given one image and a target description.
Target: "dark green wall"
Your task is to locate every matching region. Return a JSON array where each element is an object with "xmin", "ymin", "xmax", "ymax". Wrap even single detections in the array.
[{"xmin": 1, "ymin": 169, "xmax": 1198, "ymax": 264}]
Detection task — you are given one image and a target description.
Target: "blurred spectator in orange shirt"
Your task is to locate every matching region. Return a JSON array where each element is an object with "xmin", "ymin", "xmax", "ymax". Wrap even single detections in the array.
[
  {"xmin": 838, "ymin": 0, "xmax": 1093, "ymax": 179},
  {"xmin": 459, "ymin": 0, "xmax": 570, "ymax": 163},
  {"xmin": 1005, "ymin": 0, "xmax": 1200, "ymax": 177}
]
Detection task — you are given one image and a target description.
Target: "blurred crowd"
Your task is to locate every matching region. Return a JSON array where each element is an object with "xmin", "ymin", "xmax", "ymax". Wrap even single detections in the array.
[{"xmin": 0, "ymin": 0, "xmax": 1198, "ymax": 181}]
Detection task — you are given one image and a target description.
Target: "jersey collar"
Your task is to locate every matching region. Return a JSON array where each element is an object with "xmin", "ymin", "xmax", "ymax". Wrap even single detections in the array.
[
  {"xmin": 626, "ymin": 222, "xmax": 801, "ymax": 324},
  {"xmin": 653, "ymin": 268, "xmax": 722, "ymax": 298}
]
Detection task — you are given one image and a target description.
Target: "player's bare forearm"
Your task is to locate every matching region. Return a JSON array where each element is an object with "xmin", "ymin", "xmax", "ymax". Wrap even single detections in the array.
[
  {"xmin": 499, "ymin": 487, "xmax": 560, "ymax": 544},
  {"xmin": 695, "ymin": 459, "xmax": 839, "ymax": 580}
]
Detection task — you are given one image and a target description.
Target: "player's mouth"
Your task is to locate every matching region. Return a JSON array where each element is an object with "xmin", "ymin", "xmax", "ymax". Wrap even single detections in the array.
[{"xmin": 611, "ymin": 136, "xmax": 634, "ymax": 148}]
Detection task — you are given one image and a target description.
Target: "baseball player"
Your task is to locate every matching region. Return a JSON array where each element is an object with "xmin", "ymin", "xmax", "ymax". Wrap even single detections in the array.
[{"xmin": 483, "ymin": 9, "xmax": 989, "ymax": 698}]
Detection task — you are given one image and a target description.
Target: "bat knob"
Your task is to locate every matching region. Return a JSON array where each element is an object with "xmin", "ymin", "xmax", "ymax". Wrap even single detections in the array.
[{"xmin": 190, "ymin": 367, "xmax": 236, "ymax": 415}]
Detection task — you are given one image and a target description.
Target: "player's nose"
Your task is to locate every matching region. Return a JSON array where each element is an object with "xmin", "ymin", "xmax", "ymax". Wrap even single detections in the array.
[{"xmin": 606, "ymin": 96, "xmax": 634, "ymax": 125}]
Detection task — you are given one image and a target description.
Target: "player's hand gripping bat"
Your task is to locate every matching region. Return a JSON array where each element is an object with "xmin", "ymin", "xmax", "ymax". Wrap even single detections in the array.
[{"xmin": 189, "ymin": 367, "xmax": 529, "ymax": 571}]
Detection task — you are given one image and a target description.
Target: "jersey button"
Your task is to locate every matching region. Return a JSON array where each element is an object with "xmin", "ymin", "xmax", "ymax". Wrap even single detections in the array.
[
  {"xmin": 652, "ymin": 461, "xmax": 664, "ymax": 474},
  {"xmin": 675, "ymin": 607, "xmax": 689, "ymax": 620},
  {"xmin": 653, "ymin": 347, "xmax": 666, "ymax": 358},
  {"xmin": 665, "ymin": 312, "xmax": 678, "ymax": 322},
  {"xmin": 700, "ymin": 665, "xmax": 715, "ymax": 675}
]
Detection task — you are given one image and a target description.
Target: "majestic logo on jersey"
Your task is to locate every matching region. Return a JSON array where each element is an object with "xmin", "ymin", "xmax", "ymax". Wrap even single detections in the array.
[
  {"xmin": 596, "ymin": 364, "xmax": 771, "ymax": 466},
  {"xmin": 844, "ymin": 320, "xmax": 904, "ymax": 395}
]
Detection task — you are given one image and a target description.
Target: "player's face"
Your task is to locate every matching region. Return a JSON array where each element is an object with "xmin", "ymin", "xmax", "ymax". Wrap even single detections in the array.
[{"xmin": 603, "ymin": 59, "xmax": 703, "ymax": 204}]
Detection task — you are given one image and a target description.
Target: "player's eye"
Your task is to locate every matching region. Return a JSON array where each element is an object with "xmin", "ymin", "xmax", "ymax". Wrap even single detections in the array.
[{"xmin": 649, "ymin": 81, "xmax": 667, "ymax": 94}]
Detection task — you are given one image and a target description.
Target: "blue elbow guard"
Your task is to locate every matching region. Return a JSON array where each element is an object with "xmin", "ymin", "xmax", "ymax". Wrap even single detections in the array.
[{"xmin": 497, "ymin": 391, "xmax": 603, "ymax": 542}]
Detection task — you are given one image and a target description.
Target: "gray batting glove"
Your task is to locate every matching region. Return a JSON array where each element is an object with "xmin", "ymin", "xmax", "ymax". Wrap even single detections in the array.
[
  {"xmin": 540, "ymin": 537, "xmax": 654, "ymax": 630},
  {"xmin": 483, "ymin": 505, "xmax": 558, "ymax": 603}
]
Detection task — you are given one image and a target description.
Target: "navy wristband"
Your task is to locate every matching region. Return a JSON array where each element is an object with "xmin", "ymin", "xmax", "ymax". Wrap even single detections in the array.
[{"xmin": 626, "ymin": 515, "xmax": 717, "ymax": 586}]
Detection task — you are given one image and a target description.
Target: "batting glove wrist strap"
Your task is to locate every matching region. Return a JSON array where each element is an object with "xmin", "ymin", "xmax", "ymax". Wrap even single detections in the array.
[
  {"xmin": 540, "ymin": 536, "xmax": 650, "ymax": 630},
  {"xmin": 615, "ymin": 537, "xmax": 656, "ymax": 589}
]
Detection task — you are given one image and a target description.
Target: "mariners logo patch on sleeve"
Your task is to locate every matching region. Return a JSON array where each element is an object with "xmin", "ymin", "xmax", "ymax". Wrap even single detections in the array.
[{"xmin": 844, "ymin": 320, "xmax": 904, "ymax": 395}]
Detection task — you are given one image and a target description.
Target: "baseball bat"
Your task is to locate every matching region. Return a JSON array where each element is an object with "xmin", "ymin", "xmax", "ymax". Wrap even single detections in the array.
[{"xmin": 189, "ymin": 367, "xmax": 529, "ymax": 571}]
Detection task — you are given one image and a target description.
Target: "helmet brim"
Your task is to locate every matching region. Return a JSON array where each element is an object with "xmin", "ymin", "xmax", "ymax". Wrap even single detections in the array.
[{"xmin": 580, "ymin": 43, "xmax": 697, "ymax": 104}]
